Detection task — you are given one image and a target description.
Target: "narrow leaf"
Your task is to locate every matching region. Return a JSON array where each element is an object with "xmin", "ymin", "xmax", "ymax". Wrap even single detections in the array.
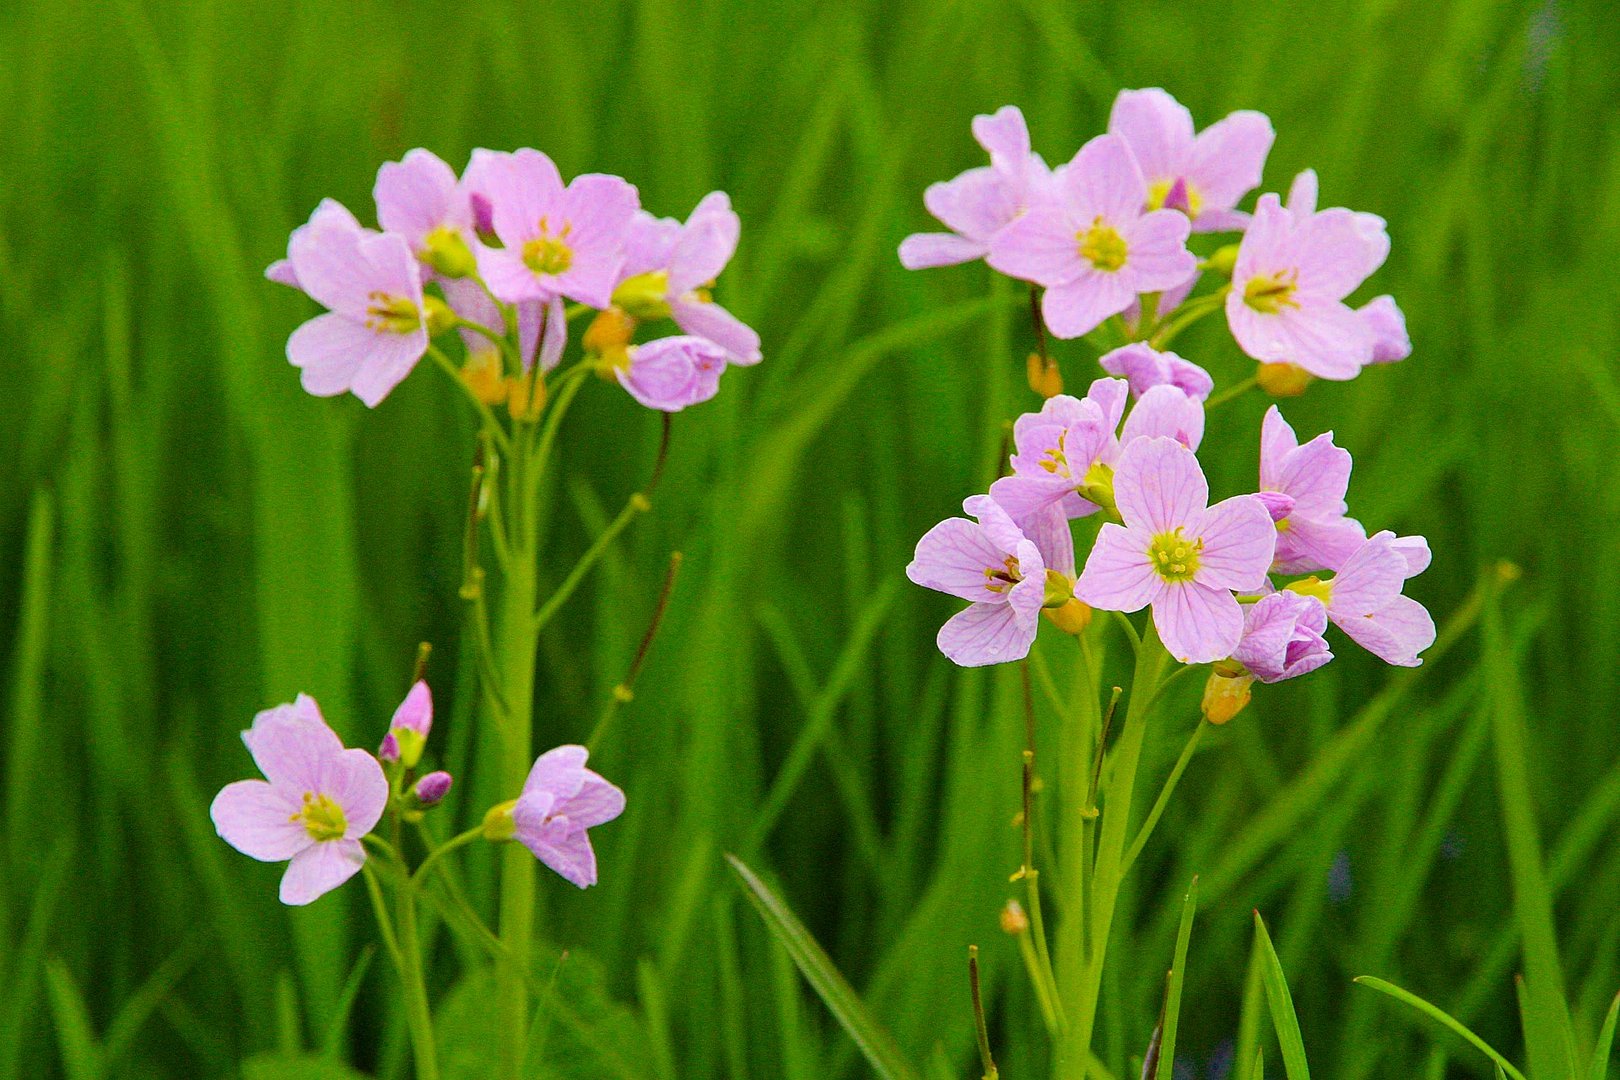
[
  {"xmin": 43, "ymin": 959, "xmax": 103, "ymax": 1080},
  {"xmin": 727, "ymin": 855, "xmax": 920, "ymax": 1080},
  {"xmin": 1253, "ymin": 912, "xmax": 1311, "ymax": 1080},
  {"xmin": 1351, "ymin": 976, "xmax": 1528, "ymax": 1080},
  {"xmin": 1587, "ymin": 990, "xmax": 1620, "ymax": 1080},
  {"xmin": 1155, "ymin": 877, "xmax": 1199, "ymax": 1080}
]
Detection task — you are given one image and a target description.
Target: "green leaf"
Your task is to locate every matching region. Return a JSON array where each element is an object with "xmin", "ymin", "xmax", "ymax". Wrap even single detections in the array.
[
  {"xmin": 1588, "ymin": 990, "xmax": 1620, "ymax": 1080},
  {"xmin": 320, "ymin": 947, "xmax": 375, "ymax": 1059},
  {"xmin": 241, "ymin": 1055, "xmax": 371, "ymax": 1080},
  {"xmin": 1155, "ymin": 877, "xmax": 1199, "ymax": 1080},
  {"xmin": 1351, "ymin": 976, "xmax": 1528, "ymax": 1080},
  {"xmin": 727, "ymin": 855, "xmax": 921, "ymax": 1080},
  {"xmin": 43, "ymin": 959, "xmax": 103, "ymax": 1080},
  {"xmin": 1253, "ymin": 912, "xmax": 1311, "ymax": 1080}
]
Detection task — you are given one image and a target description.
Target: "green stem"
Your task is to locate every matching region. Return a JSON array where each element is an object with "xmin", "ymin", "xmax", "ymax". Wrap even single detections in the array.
[
  {"xmin": 1120, "ymin": 720, "xmax": 1207, "ymax": 877},
  {"xmin": 427, "ymin": 346, "xmax": 514, "ymax": 458},
  {"xmin": 1055, "ymin": 629, "xmax": 1102, "ymax": 1074},
  {"xmin": 1059, "ymin": 621, "xmax": 1169, "ymax": 1080},
  {"xmin": 412, "ymin": 826, "xmax": 485, "ymax": 886},
  {"xmin": 1148, "ymin": 290, "xmax": 1227, "ymax": 350},
  {"xmin": 532, "ymin": 493, "xmax": 650, "ymax": 631},
  {"xmin": 1205, "ymin": 374, "xmax": 1259, "ymax": 411},
  {"xmin": 395, "ymin": 885, "xmax": 441, "ymax": 1080}
]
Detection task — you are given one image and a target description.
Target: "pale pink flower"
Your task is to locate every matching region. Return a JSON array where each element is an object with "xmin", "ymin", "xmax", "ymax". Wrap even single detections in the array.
[
  {"xmin": 1107, "ymin": 88, "xmax": 1274, "ymax": 232},
  {"xmin": 989, "ymin": 133, "xmax": 1196, "ymax": 338},
  {"xmin": 377, "ymin": 681, "xmax": 432, "ymax": 768},
  {"xmin": 1075, "ymin": 437, "xmax": 1275, "ymax": 663},
  {"xmin": 616, "ymin": 335, "xmax": 730, "ymax": 412},
  {"xmin": 1230, "ymin": 591, "xmax": 1332, "ymax": 682},
  {"xmin": 374, "ymin": 149, "xmax": 478, "ymax": 277},
  {"xmin": 1099, "ymin": 342, "xmax": 1213, "ymax": 400},
  {"xmin": 1359, "ymin": 295, "xmax": 1412, "ymax": 363},
  {"xmin": 513, "ymin": 746, "xmax": 626, "ymax": 888},
  {"xmin": 1286, "ymin": 531, "xmax": 1435, "ymax": 667},
  {"xmin": 899, "ymin": 106, "xmax": 1051, "ymax": 270},
  {"xmin": 1258, "ymin": 406, "xmax": 1367, "ymax": 574},
  {"xmin": 266, "ymin": 199, "xmax": 370, "ymax": 288},
  {"xmin": 210, "ymin": 695, "xmax": 388, "ymax": 906}
]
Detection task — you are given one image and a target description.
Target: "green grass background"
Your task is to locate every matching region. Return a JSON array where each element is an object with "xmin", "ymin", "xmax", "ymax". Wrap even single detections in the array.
[{"xmin": 3, "ymin": 0, "xmax": 1619, "ymax": 1076}]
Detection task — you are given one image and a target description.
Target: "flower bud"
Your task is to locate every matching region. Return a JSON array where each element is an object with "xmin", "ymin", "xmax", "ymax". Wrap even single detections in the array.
[
  {"xmin": 583, "ymin": 307, "xmax": 639, "ymax": 356},
  {"xmin": 1076, "ymin": 461, "xmax": 1118, "ymax": 519},
  {"xmin": 423, "ymin": 227, "xmax": 478, "ymax": 279},
  {"xmin": 1026, "ymin": 352, "xmax": 1063, "ymax": 398},
  {"xmin": 610, "ymin": 272, "xmax": 672, "ymax": 321},
  {"xmin": 1000, "ymin": 899, "xmax": 1030, "ymax": 936},
  {"xmin": 1044, "ymin": 597, "xmax": 1092, "ymax": 636},
  {"xmin": 378, "ymin": 731, "xmax": 401, "ymax": 763},
  {"xmin": 507, "ymin": 371, "xmax": 546, "ymax": 422},
  {"xmin": 411, "ymin": 770, "xmax": 453, "ymax": 809},
  {"xmin": 423, "ymin": 295, "xmax": 458, "ymax": 337},
  {"xmin": 1257, "ymin": 362, "xmax": 1311, "ymax": 397},
  {"xmin": 481, "ymin": 799, "xmax": 518, "ymax": 841},
  {"xmin": 1201, "ymin": 668, "xmax": 1254, "ymax": 725},
  {"xmin": 1203, "ymin": 243, "xmax": 1240, "ymax": 276},
  {"xmin": 462, "ymin": 349, "xmax": 509, "ymax": 406}
]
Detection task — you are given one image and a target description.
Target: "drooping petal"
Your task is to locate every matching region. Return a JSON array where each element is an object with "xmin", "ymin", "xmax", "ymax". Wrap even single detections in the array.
[
  {"xmin": 1075, "ymin": 523, "xmax": 1161, "ymax": 612},
  {"xmin": 1154, "ymin": 581, "xmax": 1244, "ymax": 664},
  {"xmin": 346, "ymin": 326, "xmax": 430, "ymax": 408},
  {"xmin": 211, "ymin": 780, "xmax": 309, "ymax": 862},
  {"xmin": 1334, "ymin": 594, "xmax": 1435, "ymax": 667},
  {"xmin": 936, "ymin": 601, "xmax": 1038, "ymax": 667},
  {"xmin": 280, "ymin": 839, "xmax": 366, "ymax": 905},
  {"xmin": 1359, "ymin": 295, "xmax": 1412, "ymax": 363},
  {"xmin": 964, "ymin": 493, "xmax": 1028, "ymax": 555},
  {"xmin": 907, "ymin": 517, "xmax": 1011, "ymax": 603},
  {"xmin": 515, "ymin": 817, "xmax": 599, "ymax": 888},
  {"xmin": 1112, "ymin": 436, "xmax": 1209, "ymax": 536},
  {"xmin": 987, "ymin": 473, "xmax": 1078, "ymax": 527},
  {"xmin": 1007, "ymin": 539, "xmax": 1048, "ymax": 625},
  {"xmin": 1226, "ymin": 294, "xmax": 1372, "ymax": 380},
  {"xmin": 1193, "ymin": 495, "xmax": 1275, "ymax": 592},
  {"xmin": 670, "ymin": 298, "xmax": 762, "ymax": 364},
  {"xmin": 558, "ymin": 774, "xmax": 627, "ymax": 829},
  {"xmin": 1391, "ymin": 534, "xmax": 1432, "ymax": 577},
  {"xmin": 1273, "ymin": 515, "xmax": 1367, "ymax": 576}
]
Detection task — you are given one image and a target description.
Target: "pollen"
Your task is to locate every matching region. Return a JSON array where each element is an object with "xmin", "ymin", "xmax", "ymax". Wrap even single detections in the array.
[
  {"xmin": 982, "ymin": 556, "xmax": 1022, "ymax": 595},
  {"xmin": 522, "ymin": 218, "xmax": 575, "ymax": 276},
  {"xmin": 1146, "ymin": 178, "xmax": 1204, "ymax": 218},
  {"xmin": 1242, "ymin": 270, "xmax": 1300, "ymax": 314},
  {"xmin": 1148, "ymin": 529, "xmax": 1202, "ymax": 583},
  {"xmin": 291, "ymin": 791, "xmax": 347, "ymax": 842},
  {"xmin": 363, "ymin": 293, "xmax": 423, "ymax": 334},
  {"xmin": 1077, "ymin": 219, "xmax": 1128, "ymax": 272}
]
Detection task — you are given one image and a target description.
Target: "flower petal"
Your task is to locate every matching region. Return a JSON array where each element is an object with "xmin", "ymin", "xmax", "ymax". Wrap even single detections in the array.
[
  {"xmin": 1107, "ymin": 89, "xmax": 1193, "ymax": 191},
  {"xmin": 559, "ymin": 775, "xmax": 627, "ymax": 829},
  {"xmin": 211, "ymin": 780, "xmax": 309, "ymax": 862},
  {"xmin": 1112, "ymin": 436, "xmax": 1208, "ymax": 536},
  {"xmin": 1061, "ymin": 133, "xmax": 1148, "ymax": 225},
  {"xmin": 907, "ymin": 517, "xmax": 1013, "ymax": 603},
  {"xmin": 671, "ymin": 298, "xmax": 761, "ymax": 365},
  {"xmin": 243, "ymin": 696, "xmax": 343, "ymax": 792},
  {"xmin": 1327, "ymin": 532, "xmax": 1407, "ymax": 617},
  {"xmin": 1041, "ymin": 270, "xmax": 1135, "ymax": 339},
  {"xmin": 1187, "ymin": 110, "xmax": 1274, "ymax": 212},
  {"xmin": 1075, "ymin": 523, "xmax": 1161, "ymax": 612},
  {"xmin": 1193, "ymin": 495, "xmax": 1275, "ymax": 591},
  {"xmin": 1153, "ymin": 581, "xmax": 1243, "ymax": 664},
  {"xmin": 936, "ymin": 601, "xmax": 1037, "ymax": 667},
  {"xmin": 1334, "ymin": 594, "xmax": 1435, "ymax": 667},
  {"xmin": 523, "ymin": 745, "xmax": 590, "ymax": 801},
  {"xmin": 899, "ymin": 232, "xmax": 987, "ymax": 269},
  {"xmin": 280, "ymin": 839, "xmax": 365, "ymax": 906}
]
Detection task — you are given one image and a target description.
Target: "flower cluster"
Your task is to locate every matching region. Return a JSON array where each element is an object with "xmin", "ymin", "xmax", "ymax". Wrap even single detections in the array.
[
  {"xmin": 211, "ymin": 683, "xmax": 624, "ymax": 904},
  {"xmin": 268, "ymin": 148, "xmax": 759, "ymax": 411},
  {"xmin": 902, "ymin": 89, "xmax": 1432, "ymax": 721}
]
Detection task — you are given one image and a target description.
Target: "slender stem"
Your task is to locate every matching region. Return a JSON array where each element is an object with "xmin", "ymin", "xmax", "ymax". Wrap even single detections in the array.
[
  {"xmin": 1120, "ymin": 720, "xmax": 1208, "ymax": 876},
  {"xmin": 1054, "ymin": 628, "xmax": 1102, "ymax": 1077},
  {"xmin": 1205, "ymin": 374, "xmax": 1259, "ymax": 411},
  {"xmin": 427, "ymin": 346, "xmax": 514, "ymax": 457},
  {"xmin": 455, "ymin": 317, "xmax": 522, "ymax": 368},
  {"xmin": 532, "ymin": 492, "xmax": 650, "ymax": 631},
  {"xmin": 1109, "ymin": 610, "xmax": 1141, "ymax": 655},
  {"xmin": 1059, "ymin": 621, "xmax": 1170, "ymax": 1080},
  {"xmin": 528, "ymin": 365, "xmax": 592, "ymax": 505},
  {"xmin": 395, "ymin": 884, "xmax": 441, "ymax": 1080},
  {"xmin": 361, "ymin": 862, "xmax": 405, "ymax": 969},
  {"xmin": 969, "ymin": 947, "xmax": 1000, "ymax": 1080},
  {"xmin": 1148, "ymin": 291, "xmax": 1227, "ymax": 350},
  {"xmin": 411, "ymin": 826, "xmax": 485, "ymax": 886}
]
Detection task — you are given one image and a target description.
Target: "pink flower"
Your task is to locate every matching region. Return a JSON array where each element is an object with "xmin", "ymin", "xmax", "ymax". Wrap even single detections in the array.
[
  {"xmin": 1230, "ymin": 591, "xmax": 1332, "ymax": 682},
  {"xmin": 1226, "ymin": 180, "xmax": 1391, "ymax": 379},
  {"xmin": 1258, "ymin": 406, "xmax": 1367, "ymax": 574},
  {"xmin": 266, "ymin": 199, "xmax": 370, "ymax": 288},
  {"xmin": 1286, "ymin": 531, "xmax": 1435, "ymax": 667},
  {"xmin": 1359, "ymin": 295, "xmax": 1411, "ymax": 363},
  {"xmin": 1099, "ymin": 342, "xmax": 1213, "ymax": 400},
  {"xmin": 441, "ymin": 277, "xmax": 562, "ymax": 371},
  {"xmin": 1107, "ymin": 88, "xmax": 1274, "ymax": 232},
  {"xmin": 412, "ymin": 770, "xmax": 453, "ymax": 808},
  {"xmin": 284, "ymin": 215, "xmax": 431, "ymax": 407},
  {"xmin": 617, "ymin": 193, "xmax": 761, "ymax": 365},
  {"xmin": 616, "ymin": 335, "xmax": 730, "ymax": 412},
  {"xmin": 990, "ymin": 378, "xmax": 1128, "ymax": 525},
  {"xmin": 907, "ymin": 495, "xmax": 1074, "ymax": 667},
  {"xmin": 377, "ymin": 680, "xmax": 433, "ymax": 768},
  {"xmin": 988, "ymin": 133, "xmax": 1196, "ymax": 338},
  {"xmin": 513, "ymin": 746, "xmax": 626, "ymax": 888},
  {"xmin": 1120, "ymin": 384, "xmax": 1205, "ymax": 450},
  {"xmin": 467, "ymin": 148, "xmax": 640, "ymax": 309},
  {"xmin": 210, "ymin": 695, "xmax": 388, "ymax": 906},
  {"xmin": 1075, "ymin": 437, "xmax": 1275, "ymax": 663},
  {"xmin": 899, "ymin": 106, "xmax": 1051, "ymax": 270},
  {"xmin": 374, "ymin": 149, "xmax": 478, "ymax": 278}
]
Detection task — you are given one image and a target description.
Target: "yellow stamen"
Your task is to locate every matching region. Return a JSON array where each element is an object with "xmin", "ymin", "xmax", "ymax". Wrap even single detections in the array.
[
  {"xmin": 1148, "ymin": 528, "xmax": 1202, "ymax": 583},
  {"xmin": 522, "ymin": 218, "xmax": 574, "ymax": 275},
  {"xmin": 291, "ymin": 792, "xmax": 347, "ymax": 842},
  {"xmin": 1242, "ymin": 270, "xmax": 1300, "ymax": 314},
  {"xmin": 363, "ymin": 293, "xmax": 422, "ymax": 334},
  {"xmin": 1077, "ymin": 218, "xmax": 1128, "ymax": 272}
]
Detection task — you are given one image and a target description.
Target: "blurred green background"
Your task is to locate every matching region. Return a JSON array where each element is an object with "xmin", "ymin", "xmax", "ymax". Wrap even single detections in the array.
[{"xmin": 4, "ymin": 0, "xmax": 1619, "ymax": 1076}]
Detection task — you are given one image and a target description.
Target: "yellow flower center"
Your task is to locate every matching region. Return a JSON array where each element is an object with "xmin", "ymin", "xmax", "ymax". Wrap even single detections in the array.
[
  {"xmin": 364, "ymin": 293, "xmax": 422, "ymax": 335},
  {"xmin": 983, "ymin": 556, "xmax": 1022, "ymax": 595},
  {"xmin": 611, "ymin": 270, "xmax": 672, "ymax": 320},
  {"xmin": 522, "ymin": 219, "xmax": 574, "ymax": 275},
  {"xmin": 1146, "ymin": 178, "xmax": 1204, "ymax": 218},
  {"xmin": 292, "ymin": 792, "xmax": 347, "ymax": 842},
  {"xmin": 422, "ymin": 226, "xmax": 477, "ymax": 278},
  {"xmin": 1242, "ymin": 271, "xmax": 1300, "ymax": 314},
  {"xmin": 1077, "ymin": 219, "xmax": 1128, "ymax": 272},
  {"xmin": 1284, "ymin": 576, "xmax": 1334, "ymax": 605},
  {"xmin": 1149, "ymin": 529, "xmax": 1202, "ymax": 583}
]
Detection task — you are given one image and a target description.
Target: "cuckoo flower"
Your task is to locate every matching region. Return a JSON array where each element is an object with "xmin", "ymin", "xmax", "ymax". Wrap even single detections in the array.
[
  {"xmin": 615, "ymin": 193, "xmax": 761, "ymax": 364},
  {"xmin": 441, "ymin": 276, "xmax": 562, "ymax": 371},
  {"xmin": 511, "ymin": 746, "xmax": 626, "ymax": 888},
  {"xmin": 1118, "ymin": 384, "xmax": 1206, "ymax": 451},
  {"xmin": 377, "ymin": 680, "xmax": 433, "ymax": 768},
  {"xmin": 1227, "ymin": 177, "xmax": 1391, "ymax": 379},
  {"xmin": 468, "ymin": 148, "xmax": 639, "ymax": 309},
  {"xmin": 907, "ymin": 494, "xmax": 1075, "ymax": 666},
  {"xmin": 284, "ymin": 217, "xmax": 433, "ymax": 407},
  {"xmin": 374, "ymin": 148, "xmax": 478, "ymax": 278},
  {"xmin": 1359, "ymin": 295, "xmax": 1412, "ymax": 363},
  {"xmin": 1075, "ymin": 437, "xmax": 1275, "ymax": 663},
  {"xmin": 1107, "ymin": 87, "xmax": 1274, "ymax": 232},
  {"xmin": 1286, "ymin": 531, "xmax": 1436, "ymax": 667},
  {"xmin": 899, "ymin": 106, "xmax": 1051, "ymax": 270},
  {"xmin": 615, "ymin": 335, "xmax": 730, "ymax": 412},
  {"xmin": 990, "ymin": 378, "xmax": 1129, "ymax": 526},
  {"xmin": 989, "ymin": 133, "xmax": 1196, "ymax": 338},
  {"xmin": 1230, "ymin": 590, "xmax": 1333, "ymax": 682},
  {"xmin": 1258, "ymin": 406, "xmax": 1367, "ymax": 574},
  {"xmin": 210, "ymin": 695, "xmax": 388, "ymax": 906},
  {"xmin": 267, "ymin": 199, "xmax": 370, "ymax": 289},
  {"xmin": 1099, "ymin": 342, "xmax": 1214, "ymax": 400}
]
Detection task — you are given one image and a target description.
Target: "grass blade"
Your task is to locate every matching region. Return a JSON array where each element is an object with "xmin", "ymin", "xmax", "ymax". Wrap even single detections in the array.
[
  {"xmin": 1351, "ymin": 976, "xmax": 1528, "ymax": 1080},
  {"xmin": 726, "ymin": 855, "xmax": 920, "ymax": 1080},
  {"xmin": 1155, "ymin": 877, "xmax": 1198, "ymax": 1080},
  {"xmin": 43, "ymin": 959, "xmax": 103, "ymax": 1080},
  {"xmin": 1589, "ymin": 991, "xmax": 1620, "ymax": 1080},
  {"xmin": 1253, "ymin": 912, "xmax": 1311, "ymax": 1080}
]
